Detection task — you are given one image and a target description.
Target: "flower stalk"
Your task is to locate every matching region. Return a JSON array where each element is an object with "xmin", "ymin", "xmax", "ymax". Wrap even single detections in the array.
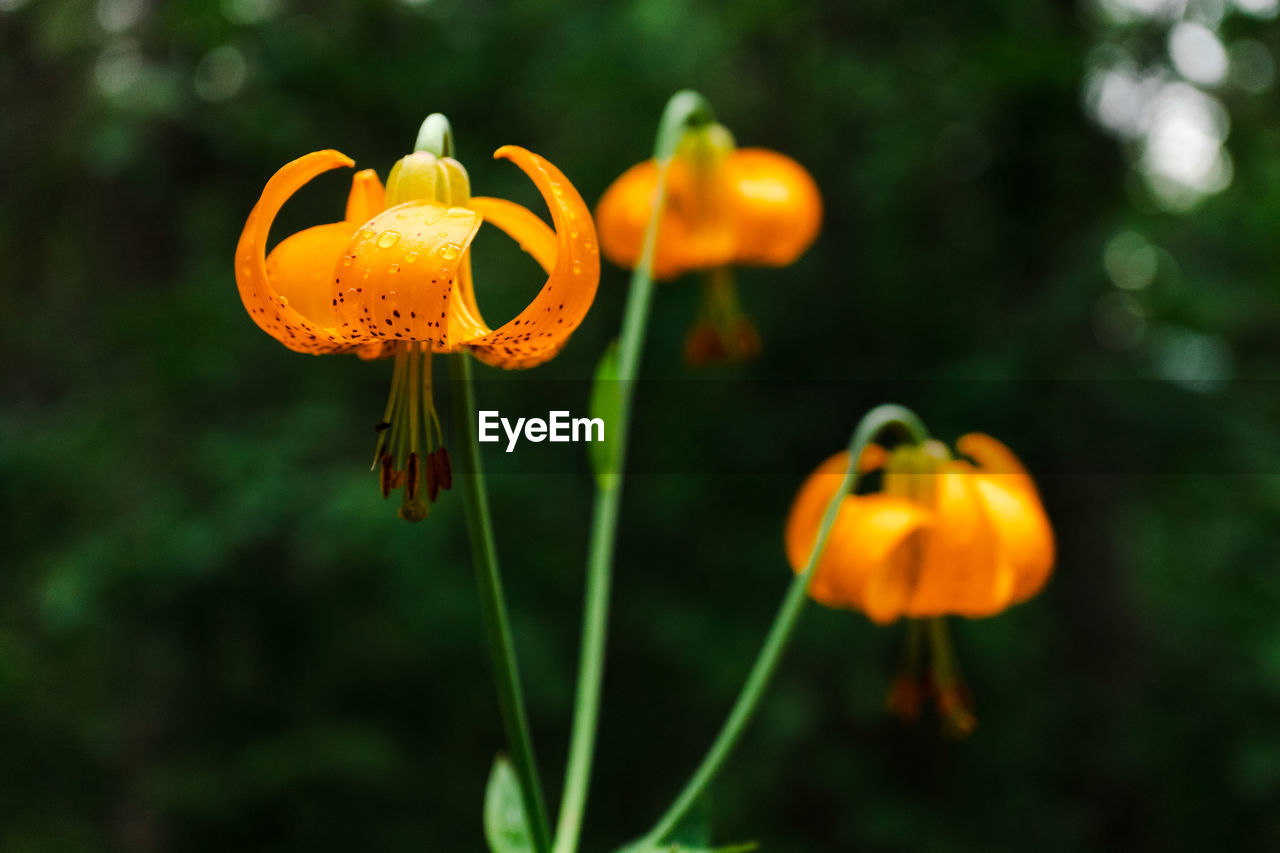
[
  {"xmin": 553, "ymin": 90, "xmax": 718, "ymax": 853},
  {"xmin": 450, "ymin": 350, "xmax": 552, "ymax": 852},
  {"xmin": 638, "ymin": 404, "xmax": 931, "ymax": 848}
]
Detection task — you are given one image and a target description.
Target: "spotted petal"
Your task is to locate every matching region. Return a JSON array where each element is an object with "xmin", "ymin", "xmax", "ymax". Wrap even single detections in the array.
[
  {"xmin": 465, "ymin": 146, "xmax": 601, "ymax": 370},
  {"xmin": 235, "ymin": 149, "xmax": 362, "ymax": 354},
  {"xmin": 332, "ymin": 201, "xmax": 484, "ymax": 350}
]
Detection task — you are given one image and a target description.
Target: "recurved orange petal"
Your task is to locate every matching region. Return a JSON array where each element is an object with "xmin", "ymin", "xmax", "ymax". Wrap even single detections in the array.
[
  {"xmin": 235, "ymin": 149, "xmax": 362, "ymax": 354},
  {"xmin": 595, "ymin": 160, "xmax": 687, "ymax": 280},
  {"xmin": 956, "ymin": 433, "xmax": 1034, "ymax": 488},
  {"xmin": 468, "ymin": 196, "xmax": 558, "ymax": 274},
  {"xmin": 728, "ymin": 148, "xmax": 822, "ymax": 267},
  {"xmin": 957, "ymin": 433, "xmax": 1054, "ymax": 602},
  {"xmin": 908, "ymin": 465, "xmax": 1012, "ymax": 618},
  {"xmin": 970, "ymin": 475, "xmax": 1055, "ymax": 604},
  {"xmin": 465, "ymin": 146, "xmax": 600, "ymax": 370},
  {"xmin": 265, "ymin": 221, "xmax": 358, "ymax": 332},
  {"xmin": 785, "ymin": 450, "xmax": 929, "ymax": 614}
]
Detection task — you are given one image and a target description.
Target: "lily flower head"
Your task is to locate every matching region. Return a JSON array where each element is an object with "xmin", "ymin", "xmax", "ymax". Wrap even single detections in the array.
[
  {"xmin": 235, "ymin": 115, "xmax": 600, "ymax": 520},
  {"xmin": 594, "ymin": 122, "xmax": 821, "ymax": 365},
  {"xmin": 785, "ymin": 433, "xmax": 1054, "ymax": 735}
]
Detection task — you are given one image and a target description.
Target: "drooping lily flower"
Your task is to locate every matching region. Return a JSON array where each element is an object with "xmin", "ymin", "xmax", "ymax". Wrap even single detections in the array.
[
  {"xmin": 235, "ymin": 117, "xmax": 600, "ymax": 520},
  {"xmin": 595, "ymin": 122, "xmax": 821, "ymax": 365},
  {"xmin": 785, "ymin": 434, "xmax": 1054, "ymax": 735}
]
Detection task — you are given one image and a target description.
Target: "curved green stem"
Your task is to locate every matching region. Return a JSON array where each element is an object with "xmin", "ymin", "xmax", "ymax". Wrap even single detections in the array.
[
  {"xmin": 553, "ymin": 90, "xmax": 717, "ymax": 853},
  {"xmin": 638, "ymin": 404, "xmax": 931, "ymax": 847},
  {"xmin": 450, "ymin": 351, "xmax": 552, "ymax": 853}
]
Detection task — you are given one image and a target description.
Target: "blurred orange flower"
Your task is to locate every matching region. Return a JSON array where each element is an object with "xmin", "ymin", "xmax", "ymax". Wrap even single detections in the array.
[
  {"xmin": 595, "ymin": 123, "xmax": 821, "ymax": 364},
  {"xmin": 785, "ymin": 434, "xmax": 1054, "ymax": 623}
]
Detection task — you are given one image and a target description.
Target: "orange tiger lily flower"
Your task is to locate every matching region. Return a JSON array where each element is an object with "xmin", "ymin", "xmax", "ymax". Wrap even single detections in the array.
[
  {"xmin": 234, "ymin": 119, "xmax": 600, "ymax": 520},
  {"xmin": 786, "ymin": 434, "xmax": 1053, "ymax": 621},
  {"xmin": 595, "ymin": 122, "xmax": 821, "ymax": 365},
  {"xmin": 786, "ymin": 434, "xmax": 1054, "ymax": 735}
]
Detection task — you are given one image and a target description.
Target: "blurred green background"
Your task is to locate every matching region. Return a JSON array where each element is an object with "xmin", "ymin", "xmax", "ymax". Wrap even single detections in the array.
[{"xmin": 4, "ymin": 0, "xmax": 1280, "ymax": 850}]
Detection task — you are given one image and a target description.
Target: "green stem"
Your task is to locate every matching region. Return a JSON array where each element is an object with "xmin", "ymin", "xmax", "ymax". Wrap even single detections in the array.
[
  {"xmin": 449, "ymin": 351, "xmax": 552, "ymax": 853},
  {"xmin": 553, "ymin": 90, "xmax": 717, "ymax": 853},
  {"xmin": 639, "ymin": 404, "xmax": 931, "ymax": 847}
]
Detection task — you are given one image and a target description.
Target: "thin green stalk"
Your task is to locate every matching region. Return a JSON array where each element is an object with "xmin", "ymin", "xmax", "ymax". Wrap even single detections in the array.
[
  {"xmin": 450, "ymin": 351, "xmax": 552, "ymax": 853},
  {"xmin": 553, "ymin": 90, "xmax": 717, "ymax": 853},
  {"xmin": 639, "ymin": 404, "xmax": 931, "ymax": 847}
]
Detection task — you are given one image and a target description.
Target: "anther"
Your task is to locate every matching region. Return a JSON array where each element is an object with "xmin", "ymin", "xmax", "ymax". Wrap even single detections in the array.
[
  {"xmin": 433, "ymin": 447, "xmax": 453, "ymax": 492},
  {"xmin": 933, "ymin": 680, "xmax": 977, "ymax": 739},
  {"xmin": 406, "ymin": 452, "xmax": 421, "ymax": 500},
  {"xmin": 379, "ymin": 453, "xmax": 395, "ymax": 499},
  {"xmin": 886, "ymin": 675, "xmax": 926, "ymax": 724}
]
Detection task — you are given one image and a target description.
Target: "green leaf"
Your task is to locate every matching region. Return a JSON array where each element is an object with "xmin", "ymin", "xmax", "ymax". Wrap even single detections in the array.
[
  {"xmin": 484, "ymin": 756, "xmax": 533, "ymax": 853},
  {"xmin": 588, "ymin": 340, "xmax": 621, "ymax": 487}
]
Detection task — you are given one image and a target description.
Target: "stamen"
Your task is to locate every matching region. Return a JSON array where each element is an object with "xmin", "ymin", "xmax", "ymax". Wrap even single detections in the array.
[
  {"xmin": 370, "ymin": 340, "xmax": 450, "ymax": 521},
  {"xmin": 406, "ymin": 451, "xmax": 421, "ymax": 500},
  {"xmin": 886, "ymin": 619, "xmax": 927, "ymax": 723},
  {"xmin": 433, "ymin": 446, "xmax": 453, "ymax": 491},
  {"xmin": 685, "ymin": 267, "xmax": 759, "ymax": 365},
  {"xmin": 379, "ymin": 453, "xmax": 394, "ymax": 498},
  {"xmin": 408, "ymin": 341, "xmax": 421, "ymax": 458},
  {"xmin": 371, "ymin": 347, "xmax": 409, "ymax": 468},
  {"xmin": 926, "ymin": 617, "xmax": 977, "ymax": 738}
]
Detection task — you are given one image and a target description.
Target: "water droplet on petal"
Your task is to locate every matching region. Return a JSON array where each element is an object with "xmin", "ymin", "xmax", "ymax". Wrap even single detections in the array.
[
  {"xmin": 358, "ymin": 228, "xmax": 375, "ymax": 240},
  {"xmin": 388, "ymin": 263, "xmax": 400, "ymax": 274},
  {"xmin": 438, "ymin": 242, "xmax": 461, "ymax": 260},
  {"xmin": 572, "ymin": 260, "xmax": 582, "ymax": 274},
  {"xmin": 279, "ymin": 296, "xmax": 289, "ymax": 307},
  {"xmin": 404, "ymin": 251, "xmax": 419, "ymax": 263},
  {"xmin": 377, "ymin": 230, "xmax": 401, "ymax": 249}
]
